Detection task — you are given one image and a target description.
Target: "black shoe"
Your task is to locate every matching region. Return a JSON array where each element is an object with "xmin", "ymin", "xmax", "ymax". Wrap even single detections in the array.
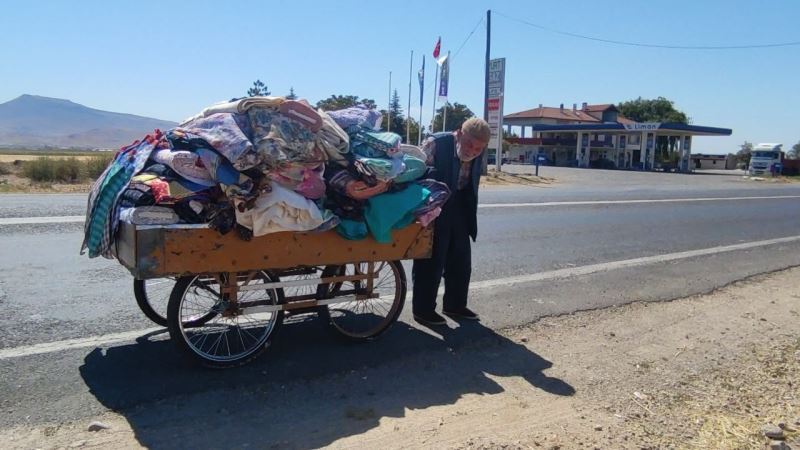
[
  {"xmin": 443, "ymin": 307, "xmax": 480, "ymax": 321},
  {"xmin": 413, "ymin": 311, "xmax": 447, "ymax": 326}
]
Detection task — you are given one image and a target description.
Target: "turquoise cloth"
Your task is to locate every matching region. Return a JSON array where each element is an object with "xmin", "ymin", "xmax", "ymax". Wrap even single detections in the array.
[
  {"xmin": 393, "ymin": 154, "xmax": 427, "ymax": 183},
  {"xmin": 365, "ymin": 183, "xmax": 431, "ymax": 243},
  {"xmin": 351, "ymin": 129, "xmax": 402, "ymax": 158},
  {"xmin": 336, "ymin": 219, "xmax": 368, "ymax": 240}
]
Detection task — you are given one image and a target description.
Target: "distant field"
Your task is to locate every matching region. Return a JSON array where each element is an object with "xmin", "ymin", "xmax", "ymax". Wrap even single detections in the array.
[
  {"xmin": 0, "ymin": 149, "xmax": 110, "ymax": 162},
  {"xmin": 0, "ymin": 149, "xmax": 110, "ymax": 157}
]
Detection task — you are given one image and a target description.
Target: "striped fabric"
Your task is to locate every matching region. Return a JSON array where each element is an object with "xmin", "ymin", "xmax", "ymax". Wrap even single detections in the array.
[{"xmin": 81, "ymin": 136, "xmax": 159, "ymax": 258}]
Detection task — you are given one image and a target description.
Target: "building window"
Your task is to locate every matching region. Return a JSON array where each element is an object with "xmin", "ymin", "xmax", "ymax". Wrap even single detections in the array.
[{"xmin": 713, "ymin": 160, "xmax": 717, "ymax": 165}]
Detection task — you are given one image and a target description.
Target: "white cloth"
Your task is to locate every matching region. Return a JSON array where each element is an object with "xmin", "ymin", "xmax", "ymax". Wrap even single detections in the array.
[
  {"xmin": 151, "ymin": 149, "xmax": 215, "ymax": 186},
  {"xmin": 235, "ymin": 183, "xmax": 325, "ymax": 236},
  {"xmin": 180, "ymin": 96, "xmax": 286, "ymax": 125},
  {"xmin": 119, "ymin": 206, "xmax": 179, "ymax": 225},
  {"xmin": 399, "ymin": 144, "xmax": 427, "ymax": 162}
]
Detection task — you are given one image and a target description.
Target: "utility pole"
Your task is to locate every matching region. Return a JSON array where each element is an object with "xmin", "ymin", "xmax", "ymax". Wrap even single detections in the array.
[{"xmin": 482, "ymin": 9, "xmax": 491, "ymax": 175}]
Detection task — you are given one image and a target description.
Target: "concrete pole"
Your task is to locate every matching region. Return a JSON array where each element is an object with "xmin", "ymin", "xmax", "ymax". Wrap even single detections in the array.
[
  {"xmin": 640, "ymin": 131, "xmax": 647, "ymax": 170},
  {"xmin": 576, "ymin": 132, "xmax": 582, "ymax": 167},
  {"xmin": 679, "ymin": 136, "xmax": 687, "ymax": 172}
]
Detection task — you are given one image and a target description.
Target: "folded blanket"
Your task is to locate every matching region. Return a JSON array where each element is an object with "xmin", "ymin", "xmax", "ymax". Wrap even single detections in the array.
[
  {"xmin": 181, "ymin": 96, "xmax": 286, "ymax": 125},
  {"xmin": 119, "ymin": 206, "xmax": 179, "ymax": 225},
  {"xmin": 326, "ymin": 105, "xmax": 382, "ymax": 130},
  {"xmin": 316, "ymin": 110, "xmax": 350, "ymax": 167},
  {"xmin": 393, "ymin": 154, "xmax": 427, "ymax": 183}
]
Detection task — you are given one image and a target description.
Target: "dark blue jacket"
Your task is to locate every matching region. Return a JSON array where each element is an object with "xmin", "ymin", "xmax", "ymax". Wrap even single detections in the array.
[{"xmin": 429, "ymin": 132, "xmax": 482, "ymax": 241}]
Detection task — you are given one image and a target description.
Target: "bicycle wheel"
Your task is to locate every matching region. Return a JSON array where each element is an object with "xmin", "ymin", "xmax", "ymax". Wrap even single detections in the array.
[
  {"xmin": 167, "ymin": 271, "xmax": 283, "ymax": 368},
  {"xmin": 134, "ymin": 277, "xmax": 216, "ymax": 328},
  {"xmin": 318, "ymin": 261, "xmax": 406, "ymax": 341},
  {"xmin": 133, "ymin": 278, "xmax": 174, "ymax": 327}
]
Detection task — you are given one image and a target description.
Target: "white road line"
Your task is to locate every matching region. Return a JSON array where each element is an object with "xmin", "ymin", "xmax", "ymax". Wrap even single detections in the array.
[
  {"xmin": 2, "ymin": 233, "xmax": 800, "ymax": 361},
  {"xmin": 0, "ymin": 215, "xmax": 84, "ymax": 225},
  {"xmin": 0, "ymin": 327, "xmax": 162, "ymax": 359},
  {"xmin": 2, "ymin": 196, "xmax": 799, "ymax": 225},
  {"xmin": 478, "ymin": 195, "xmax": 800, "ymax": 208}
]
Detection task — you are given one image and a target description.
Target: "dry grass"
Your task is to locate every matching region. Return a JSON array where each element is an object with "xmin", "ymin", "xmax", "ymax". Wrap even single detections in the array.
[{"xmin": 482, "ymin": 169, "xmax": 554, "ymax": 186}]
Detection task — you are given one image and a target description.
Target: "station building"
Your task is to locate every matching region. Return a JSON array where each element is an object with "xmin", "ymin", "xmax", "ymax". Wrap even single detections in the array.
[{"xmin": 502, "ymin": 103, "xmax": 732, "ymax": 172}]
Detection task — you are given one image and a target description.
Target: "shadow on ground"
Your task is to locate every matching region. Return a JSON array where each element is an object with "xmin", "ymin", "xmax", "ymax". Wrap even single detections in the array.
[{"xmin": 79, "ymin": 315, "xmax": 574, "ymax": 449}]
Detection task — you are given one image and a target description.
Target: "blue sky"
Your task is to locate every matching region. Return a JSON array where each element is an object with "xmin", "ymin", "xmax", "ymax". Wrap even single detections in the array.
[{"xmin": 1, "ymin": 0, "xmax": 798, "ymax": 153}]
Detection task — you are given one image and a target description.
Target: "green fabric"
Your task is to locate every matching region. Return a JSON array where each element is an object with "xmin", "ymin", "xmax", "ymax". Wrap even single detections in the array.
[
  {"xmin": 365, "ymin": 184, "xmax": 430, "ymax": 243},
  {"xmin": 336, "ymin": 219, "xmax": 368, "ymax": 240},
  {"xmin": 393, "ymin": 154, "xmax": 427, "ymax": 183}
]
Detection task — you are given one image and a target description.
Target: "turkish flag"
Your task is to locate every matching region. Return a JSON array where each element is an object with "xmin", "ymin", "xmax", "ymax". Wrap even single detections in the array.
[{"xmin": 433, "ymin": 37, "xmax": 441, "ymax": 58}]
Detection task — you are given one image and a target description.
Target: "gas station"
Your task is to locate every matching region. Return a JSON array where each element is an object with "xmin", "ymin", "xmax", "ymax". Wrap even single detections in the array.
[{"xmin": 501, "ymin": 104, "xmax": 732, "ymax": 171}]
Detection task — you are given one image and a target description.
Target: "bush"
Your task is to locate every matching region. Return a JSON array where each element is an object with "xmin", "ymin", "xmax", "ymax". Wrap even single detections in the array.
[
  {"xmin": 23, "ymin": 156, "xmax": 92, "ymax": 182},
  {"xmin": 85, "ymin": 154, "xmax": 114, "ymax": 180},
  {"xmin": 23, "ymin": 157, "xmax": 56, "ymax": 181},
  {"xmin": 0, "ymin": 162, "xmax": 12, "ymax": 175},
  {"xmin": 55, "ymin": 157, "xmax": 82, "ymax": 182}
]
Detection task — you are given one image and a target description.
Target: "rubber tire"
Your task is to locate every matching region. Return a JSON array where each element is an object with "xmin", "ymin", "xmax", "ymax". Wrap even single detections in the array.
[
  {"xmin": 134, "ymin": 278, "xmax": 217, "ymax": 328},
  {"xmin": 167, "ymin": 272, "xmax": 284, "ymax": 368},
  {"xmin": 133, "ymin": 279, "xmax": 169, "ymax": 327},
  {"xmin": 317, "ymin": 261, "xmax": 406, "ymax": 341}
]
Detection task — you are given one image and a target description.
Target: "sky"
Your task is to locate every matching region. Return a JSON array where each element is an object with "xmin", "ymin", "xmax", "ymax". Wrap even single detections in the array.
[{"xmin": 1, "ymin": 0, "xmax": 799, "ymax": 154}]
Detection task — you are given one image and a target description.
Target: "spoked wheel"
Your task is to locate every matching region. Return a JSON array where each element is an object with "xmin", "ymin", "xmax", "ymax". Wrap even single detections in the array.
[
  {"xmin": 134, "ymin": 277, "xmax": 216, "ymax": 328},
  {"xmin": 134, "ymin": 278, "xmax": 174, "ymax": 327},
  {"xmin": 167, "ymin": 271, "xmax": 283, "ymax": 368},
  {"xmin": 318, "ymin": 260, "xmax": 406, "ymax": 341}
]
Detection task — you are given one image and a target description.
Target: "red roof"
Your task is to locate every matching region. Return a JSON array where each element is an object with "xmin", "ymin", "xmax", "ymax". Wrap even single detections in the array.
[
  {"xmin": 505, "ymin": 103, "xmax": 631, "ymax": 124},
  {"xmin": 504, "ymin": 106, "xmax": 601, "ymax": 122}
]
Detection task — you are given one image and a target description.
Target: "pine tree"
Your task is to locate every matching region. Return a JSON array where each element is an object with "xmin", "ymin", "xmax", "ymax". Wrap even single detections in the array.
[
  {"xmin": 381, "ymin": 90, "xmax": 405, "ymax": 133},
  {"xmin": 247, "ymin": 79, "xmax": 271, "ymax": 97},
  {"xmin": 286, "ymin": 87, "xmax": 297, "ymax": 100}
]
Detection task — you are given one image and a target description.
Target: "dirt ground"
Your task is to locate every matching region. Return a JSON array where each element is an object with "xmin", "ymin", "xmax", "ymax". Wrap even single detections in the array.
[{"xmin": 2, "ymin": 267, "xmax": 798, "ymax": 449}]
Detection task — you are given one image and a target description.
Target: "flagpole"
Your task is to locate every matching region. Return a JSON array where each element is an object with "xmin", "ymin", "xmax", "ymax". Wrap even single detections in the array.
[
  {"xmin": 431, "ymin": 63, "xmax": 439, "ymax": 132},
  {"xmin": 406, "ymin": 50, "xmax": 413, "ymax": 144},
  {"xmin": 442, "ymin": 51, "xmax": 450, "ymax": 132},
  {"xmin": 387, "ymin": 71, "xmax": 392, "ymax": 132},
  {"xmin": 418, "ymin": 55, "xmax": 425, "ymax": 144}
]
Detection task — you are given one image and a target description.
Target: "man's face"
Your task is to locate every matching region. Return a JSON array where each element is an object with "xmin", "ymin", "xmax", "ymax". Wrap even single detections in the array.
[{"xmin": 457, "ymin": 131, "xmax": 489, "ymax": 162}]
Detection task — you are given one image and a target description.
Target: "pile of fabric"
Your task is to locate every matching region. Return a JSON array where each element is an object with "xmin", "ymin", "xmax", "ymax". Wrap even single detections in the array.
[{"xmin": 81, "ymin": 97, "xmax": 450, "ymax": 259}]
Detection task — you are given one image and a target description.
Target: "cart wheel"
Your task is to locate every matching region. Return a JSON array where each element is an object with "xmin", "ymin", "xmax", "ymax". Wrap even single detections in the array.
[
  {"xmin": 134, "ymin": 278, "xmax": 173, "ymax": 327},
  {"xmin": 167, "ymin": 271, "xmax": 283, "ymax": 368},
  {"xmin": 134, "ymin": 278, "xmax": 216, "ymax": 328},
  {"xmin": 318, "ymin": 260, "xmax": 406, "ymax": 341}
]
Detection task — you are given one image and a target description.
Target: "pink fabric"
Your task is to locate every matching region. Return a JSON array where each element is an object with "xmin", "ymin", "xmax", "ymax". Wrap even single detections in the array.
[
  {"xmin": 416, "ymin": 206, "xmax": 441, "ymax": 227},
  {"xmin": 269, "ymin": 162, "xmax": 326, "ymax": 199}
]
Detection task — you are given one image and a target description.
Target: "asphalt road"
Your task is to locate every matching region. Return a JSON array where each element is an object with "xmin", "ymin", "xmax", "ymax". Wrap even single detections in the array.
[{"xmin": 1, "ymin": 168, "xmax": 800, "ymax": 437}]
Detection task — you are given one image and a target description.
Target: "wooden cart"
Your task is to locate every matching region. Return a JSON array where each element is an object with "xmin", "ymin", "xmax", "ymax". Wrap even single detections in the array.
[{"xmin": 115, "ymin": 222, "xmax": 433, "ymax": 368}]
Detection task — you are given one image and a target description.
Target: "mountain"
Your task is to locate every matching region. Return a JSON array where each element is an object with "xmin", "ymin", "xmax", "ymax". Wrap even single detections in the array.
[{"xmin": 0, "ymin": 94, "xmax": 178, "ymax": 149}]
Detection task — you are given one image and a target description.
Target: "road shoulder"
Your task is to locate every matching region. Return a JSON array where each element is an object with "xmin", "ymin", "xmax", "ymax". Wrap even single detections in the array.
[{"xmin": 2, "ymin": 268, "xmax": 799, "ymax": 449}]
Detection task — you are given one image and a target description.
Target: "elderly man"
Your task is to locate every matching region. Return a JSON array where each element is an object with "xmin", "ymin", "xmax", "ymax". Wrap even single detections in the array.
[{"xmin": 412, "ymin": 117, "xmax": 491, "ymax": 326}]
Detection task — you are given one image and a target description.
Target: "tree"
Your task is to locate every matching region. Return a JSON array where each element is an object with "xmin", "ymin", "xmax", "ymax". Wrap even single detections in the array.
[
  {"xmin": 617, "ymin": 97, "xmax": 689, "ymax": 124},
  {"xmin": 789, "ymin": 141, "xmax": 800, "ymax": 159},
  {"xmin": 736, "ymin": 141, "xmax": 753, "ymax": 168},
  {"xmin": 316, "ymin": 95, "xmax": 376, "ymax": 111},
  {"xmin": 247, "ymin": 79, "xmax": 271, "ymax": 97},
  {"xmin": 286, "ymin": 87, "xmax": 297, "ymax": 100},
  {"xmin": 618, "ymin": 97, "xmax": 690, "ymax": 164},
  {"xmin": 431, "ymin": 102, "xmax": 475, "ymax": 132},
  {"xmin": 380, "ymin": 90, "xmax": 405, "ymax": 133}
]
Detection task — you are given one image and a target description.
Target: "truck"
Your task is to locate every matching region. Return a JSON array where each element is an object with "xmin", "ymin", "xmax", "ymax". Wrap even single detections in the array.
[{"xmin": 748, "ymin": 143, "xmax": 783, "ymax": 176}]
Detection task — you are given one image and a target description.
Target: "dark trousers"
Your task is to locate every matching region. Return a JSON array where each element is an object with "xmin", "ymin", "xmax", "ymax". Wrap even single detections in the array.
[{"xmin": 412, "ymin": 189, "xmax": 472, "ymax": 314}]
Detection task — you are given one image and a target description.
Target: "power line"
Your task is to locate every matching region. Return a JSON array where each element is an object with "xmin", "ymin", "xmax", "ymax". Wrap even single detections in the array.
[
  {"xmin": 494, "ymin": 10, "xmax": 800, "ymax": 50},
  {"xmin": 453, "ymin": 16, "xmax": 485, "ymax": 59}
]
